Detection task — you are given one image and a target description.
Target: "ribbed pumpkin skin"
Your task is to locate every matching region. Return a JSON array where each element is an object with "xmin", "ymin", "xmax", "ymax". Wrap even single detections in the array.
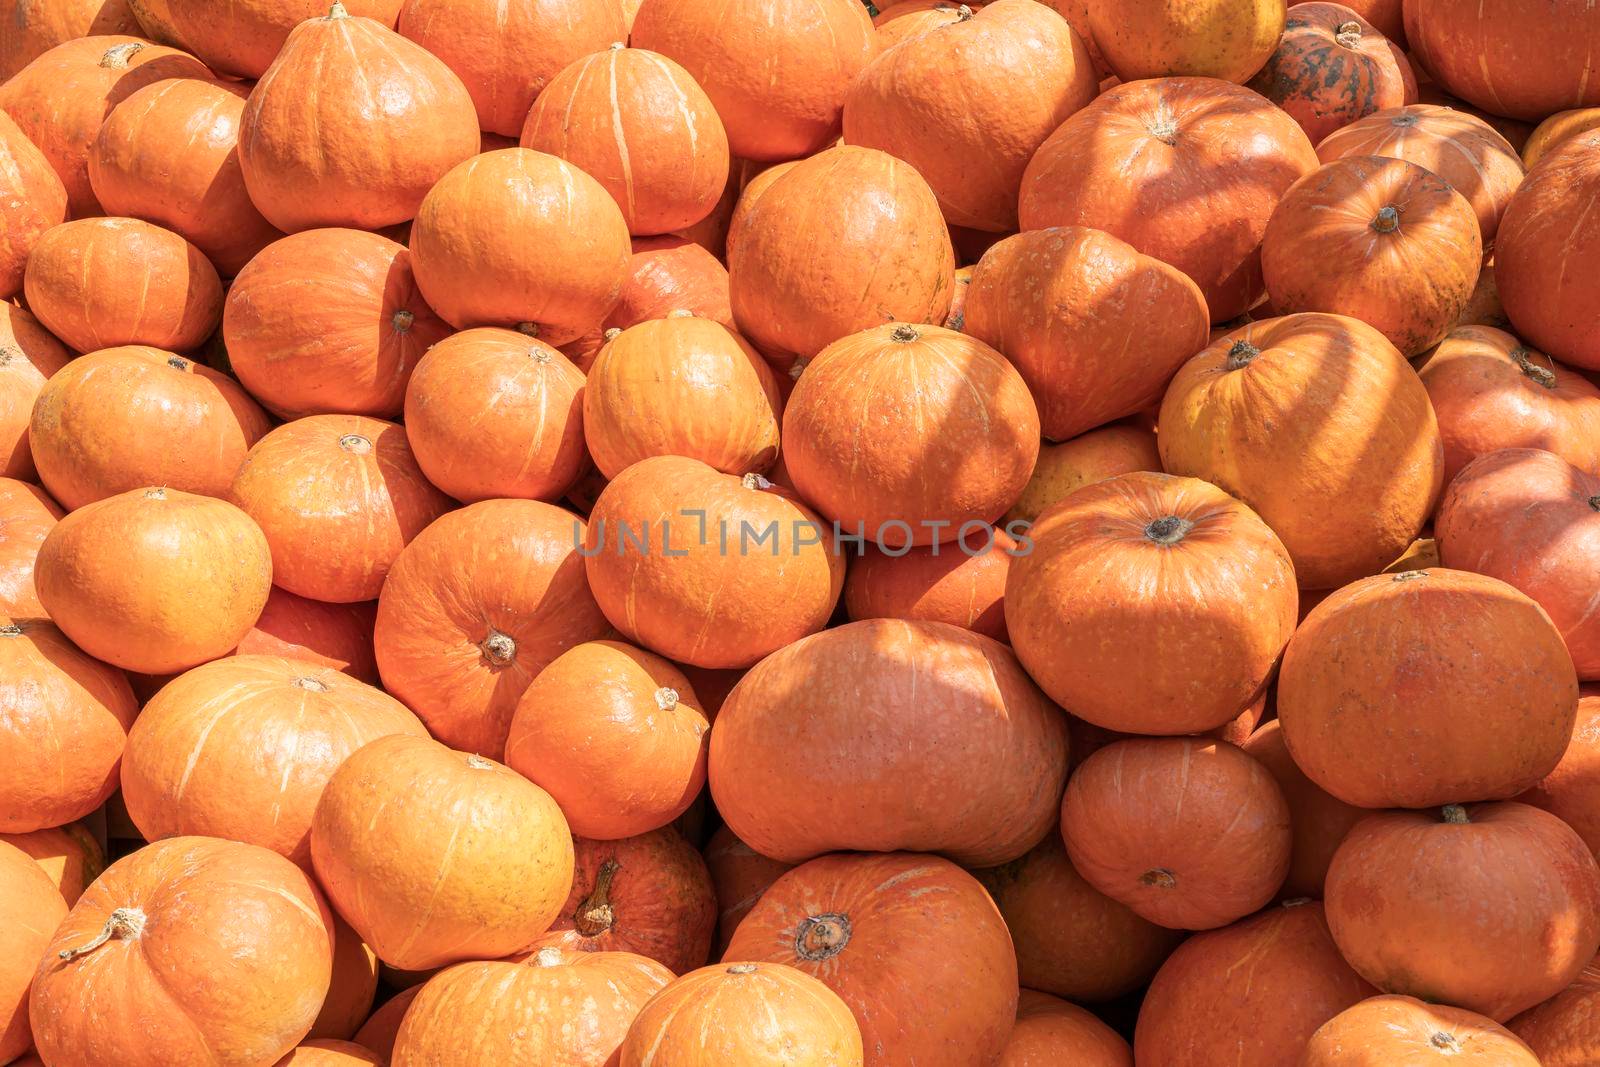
[
  {"xmin": 35, "ymin": 487, "xmax": 272, "ymax": 674},
  {"xmin": 0, "ymin": 823, "xmax": 104, "ymax": 906},
  {"xmin": 120, "ymin": 655, "xmax": 427, "ymax": 867},
  {"xmin": 148, "ymin": 0, "xmax": 403, "ymax": 78},
  {"xmin": 392, "ymin": 948, "xmax": 672, "ymax": 1067},
  {"xmin": 703, "ymin": 827, "xmax": 795, "ymax": 957},
  {"xmin": 1525, "ymin": 107, "xmax": 1600, "ymax": 168},
  {"xmin": 620, "ymin": 962, "xmax": 865, "ymax": 1067},
  {"xmin": 0, "ymin": 841, "xmax": 70, "ymax": 1062},
  {"xmin": 842, "ymin": 0, "xmax": 1097, "ymax": 232},
  {"xmin": 1306, "ymin": 995, "xmax": 1541, "ymax": 1065},
  {"xmin": 506, "ymin": 641, "xmax": 709, "ymax": 840},
  {"xmin": 1279, "ymin": 568, "xmax": 1577, "ymax": 808},
  {"xmin": 727, "ymin": 147, "xmax": 956, "ymax": 359},
  {"xmin": 238, "ymin": 7, "xmax": 478, "ymax": 233},
  {"xmin": 0, "ymin": 618, "xmax": 136, "ymax": 833},
  {"xmin": 1087, "ymin": 0, "xmax": 1283, "ymax": 82},
  {"xmin": 29, "ymin": 346, "xmax": 271, "ymax": 510},
  {"xmin": 30, "ymin": 836, "xmax": 334, "ymax": 1067},
  {"xmin": 1006, "ymin": 472, "xmax": 1297, "ymax": 735},
  {"xmin": 710, "ymin": 618, "xmax": 1068, "ymax": 866},
  {"xmin": 1510, "ymin": 954, "xmax": 1600, "ymax": 1066},
  {"xmin": 0, "ymin": 480, "xmax": 63, "ymax": 619},
  {"xmin": 1240, "ymin": 720, "xmax": 1364, "ymax": 898},
  {"xmin": 1326, "ymin": 803, "xmax": 1600, "ymax": 1021},
  {"xmin": 1520, "ymin": 687, "xmax": 1600, "ymax": 856},
  {"xmin": 0, "ymin": 112, "xmax": 67, "ymax": 299},
  {"xmin": 24, "ymin": 218, "xmax": 223, "ymax": 354},
  {"xmin": 409, "ymin": 149, "xmax": 632, "ymax": 344},
  {"xmin": 629, "ymin": 0, "xmax": 875, "ymax": 162},
  {"xmin": 0, "ymin": 305, "xmax": 70, "ymax": 482},
  {"xmin": 311, "ymin": 734, "xmax": 575, "ymax": 971},
  {"xmin": 0, "ymin": 36, "xmax": 210, "ymax": 217},
  {"xmin": 1158, "ymin": 313, "xmax": 1443, "ymax": 589},
  {"xmin": 1262, "ymin": 156, "xmax": 1481, "ymax": 355},
  {"xmin": 0, "ymin": 0, "xmax": 141, "ymax": 79},
  {"xmin": 1002, "ymin": 990, "xmax": 1132, "ymax": 1067},
  {"xmin": 843, "ymin": 529, "xmax": 1015, "ymax": 642},
  {"xmin": 725, "ymin": 852, "xmax": 1019, "ymax": 1067},
  {"xmin": 1005, "ymin": 422, "xmax": 1161, "ymax": 525}
]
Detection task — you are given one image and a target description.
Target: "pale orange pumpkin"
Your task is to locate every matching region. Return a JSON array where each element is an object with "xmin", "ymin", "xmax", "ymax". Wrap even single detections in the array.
[
  {"xmin": 0, "ymin": 305, "xmax": 71, "ymax": 482},
  {"xmin": 0, "ymin": 839, "xmax": 69, "ymax": 1063},
  {"xmin": 1305, "ymin": 996, "xmax": 1541, "ymax": 1065},
  {"xmin": 139, "ymin": 0, "xmax": 406, "ymax": 79},
  {"xmin": 558, "ymin": 236, "xmax": 734, "ymax": 369},
  {"xmin": 703, "ymin": 826, "xmax": 795, "ymax": 956},
  {"xmin": 0, "ymin": 823, "xmax": 104, "ymax": 906},
  {"xmin": 1524, "ymin": 107, "xmax": 1600, "ymax": 168},
  {"xmin": 1241, "ymin": 720, "xmax": 1365, "ymax": 898},
  {"xmin": 1509, "ymin": 951, "xmax": 1600, "ymax": 1065},
  {"xmin": 307, "ymin": 917, "xmax": 378, "ymax": 1043},
  {"xmin": 0, "ymin": 0, "xmax": 141, "ymax": 80},
  {"xmin": 0, "ymin": 112, "xmax": 68, "ymax": 300},
  {"xmin": 0, "ymin": 480, "xmax": 61, "ymax": 619},
  {"xmin": 1004, "ymin": 421, "xmax": 1162, "ymax": 525},
  {"xmin": 843, "ymin": 528, "xmax": 1016, "ymax": 642}
]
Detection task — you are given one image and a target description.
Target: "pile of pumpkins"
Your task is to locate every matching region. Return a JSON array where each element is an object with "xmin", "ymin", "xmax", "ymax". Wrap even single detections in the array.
[{"xmin": 2, "ymin": 0, "xmax": 1600, "ymax": 1063}]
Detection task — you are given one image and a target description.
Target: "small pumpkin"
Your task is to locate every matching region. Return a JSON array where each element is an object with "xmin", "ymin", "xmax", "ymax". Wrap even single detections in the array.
[
  {"xmin": 308, "ymin": 918, "xmax": 378, "ymax": 1043},
  {"xmin": 236, "ymin": 588, "xmax": 379, "ymax": 684},
  {"xmin": 1510, "ymin": 952, "xmax": 1600, "ymax": 1066},
  {"xmin": 703, "ymin": 826, "xmax": 795, "ymax": 957},
  {"xmin": 0, "ymin": 480, "xmax": 60, "ymax": 620},
  {"xmin": 843, "ymin": 528, "xmax": 1016, "ymax": 642},
  {"xmin": 1001, "ymin": 990, "xmax": 1132, "ymax": 1067},
  {"xmin": 561, "ymin": 238, "xmax": 734, "ymax": 367},
  {"xmin": 1086, "ymin": 0, "xmax": 1283, "ymax": 82},
  {"xmin": 1525, "ymin": 107, "xmax": 1600, "ymax": 168},
  {"xmin": 0, "ymin": 112, "xmax": 68, "ymax": 300},
  {"xmin": 1520, "ymin": 686, "xmax": 1600, "ymax": 856},
  {"xmin": 1240, "ymin": 720, "xmax": 1365, "ymax": 898},
  {"xmin": 141, "ymin": 0, "xmax": 405, "ymax": 79},
  {"xmin": 353, "ymin": 988, "xmax": 418, "ymax": 1064},
  {"xmin": 0, "ymin": 823, "xmax": 104, "ymax": 906},
  {"xmin": 1004, "ymin": 421, "xmax": 1161, "ymax": 525},
  {"xmin": 0, "ymin": 840, "xmax": 69, "ymax": 1063},
  {"xmin": 0, "ymin": 305, "xmax": 71, "ymax": 482},
  {"xmin": 1305, "ymin": 995, "xmax": 1541, "ymax": 1065},
  {"xmin": 0, "ymin": 0, "xmax": 142, "ymax": 79},
  {"xmin": 273, "ymin": 1041, "xmax": 383, "ymax": 1066}
]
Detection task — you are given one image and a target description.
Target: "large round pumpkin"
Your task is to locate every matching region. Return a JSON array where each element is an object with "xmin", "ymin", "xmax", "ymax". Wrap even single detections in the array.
[
  {"xmin": 0, "ymin": 841, "xmax": 70, "ymax": 1063},
  {"xmin": 0, "ymin": 112, "xmax": 67, "ymax": 300},
  {"xmin": 874, "ymin": 0, "xmax": 991, "ymax": 48},
  {"xmin": 703, "ymin": 827, "xmax": 795, "ymax": 956},
  {"xmin": 724, "ymin": 852, "xmax": 1018, "ymax": 1067},
  {"xmin": 1001, "ymin": 990, "xmax": 1132, "ymax": 1067},
  {"xmin": 1510, "ymin": 953, "xmax": 1600, "ymax": 1066},
  {"xmin": 35, "ymin": 486, "xmax": 272, "ymax": 674},
  {"xmin": 137, "ymin": 0, "xmax": 405, "ymax": 79},
  {"xmin": 1520, "ymin": 686, "xmax": 1600, "ymax": 856},
  {"xmin": 237, "ymin": 4, "xmax": 478, "ymax": 232},
  {"xmin": 29, "ymin": 836, "xmax": 333, "ymax": 1067},
  {"xmin": 0, "ymin": 822, "xmax": 104, "ymax": 906},
  {"xmin": 1158, "ymin": 313, "xmax": 1443, "ymax": 589},
  {"xmin": 0, "ymin": 479, "xmax": 61, "ymax": 619},
  {"xmin": 1326, "ymin": 803, "xmax": 1600, "ymax": 1021},
  {"xmin": 1525, "ymin": 107, "xmax": 1600, "ymax": 167},
  {"xmin": 726, "ymin": 146, "xmax": 956, "ymax": 359},
  {"xmin": 1240, "ymin": 720, "xmax": 1365, "ymax": 898},
  {"xmin": 1005, "ymin": 422, "xmax": 1162, "ymax": 524},
  {"xmin": 1086, "ymin": 0, "xmax": 1283, "ymax": 82},
  {"xmin": 1020, "ymin": 78, "xmax": 1318, "ymax": 322},
  {"xmin": 1246, "ymin": 4, "xmax": 1414, "ymax": 144},
  {"xmin": 1303, "ymin": 995, "xmax": 1541, "ymax": 1064},
  {"xmin": 1007, "ymin": 472, "xmax": 1297, "ymax": 734},
  {"xmin": 0, "ymin": 0, "xmax": 141, "ymax": 80},
  {"xmin": 0, "ymin": 305, "xmax": 70, "ymax": 482},
  {"xmin": 843, "ymin": 528, "xmax": 1016, "ymax": 642}
]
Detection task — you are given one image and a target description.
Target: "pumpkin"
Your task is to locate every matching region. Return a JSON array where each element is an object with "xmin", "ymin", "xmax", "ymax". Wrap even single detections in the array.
[
  {"xmin": 963, "ymin": 227, "xmax": 1211, "ymax": 441},
  {"xmin": 0, "ymin": 823, "xmax": 104, "ymax": 906},
  {"xmin": 374, "ymin": 498, "xmax": 609, "ymax": 758},
  {"xmin": 1003, "ymin": 992, "xmax": 1132, "ymax": 1067},
  {"xmin": 1007, "ymin": 472, "xmax": 1297, "ymax": 734},
  {"xmin": 409, "ymin": 149, "xmax": 632, "ymax": 344},
  {"xmin": 1158, "ymin": 313, "xmax": 1444, "ymax": 589},
  {"xmin": 1004, "ymin": 422, "xmax": 1162, "ymax": 525},
  {"xmin": 620, "ymin": 962, "xmax": 865, "ymax": 1067},
  {"xmin": 0, "ymin": 36, "xmax": 209, "ymax": 217},
  {"xmin": 391, "ymin": 946, "xmax": 672, "ymax": 1067},
  {"xmin": 782, "ymin": 323, "xmax": 1038, "ymax": 546},
  {"xmin": 0, "ymin": 305, "xmax": 71, "ymax": 482},
  {"xmin": 311, "ymin": 734, "xmax": 574, "ymax": 970},
  {"xmin": 1061, "ymin": 738, "xmax": 1292, "ymax": 930},
  {"xmin": 1261, "ymin": 157, "xmax": 1481, "ymax": 355},
  {"xmin": 560, "ymin": 238, "xmax": 734, "ymax": 369},
  {"xmin": 1510, "ymin": 953, "xmax": 1600, "ymax": 1066},
  {"xmin": 522, "ymin": 45, "xmax": 731, "ymax": 236},
  {"xmin": 726, "ymin": 146, "xmax": 956, "ymax": 359},
  {"xmin": 1315, "ymin": 105, "xmax": 1524, "ymax": 244},
  {"xmin": 35, "ymin": 487, "xmax": 272, "ymax": 674},
  {"xmin": 1326, "ymin": 803, "xmax": 1600, "ymax": 1021},
  {"xmin": 506, "ymin": 641, "xmax": 709, "ymax": 840},
  {"xmin": 710, "ymin": 618, "xmax": 1068, "ymax": 865},
  {"xmin": 629, "ymin": 0, "xmax": 875, "ymax": 162},
  {"xmin": 1305, "ymin": 995, "xmax": 1540, "ymax": 1064},
  {"xmin": 224, "ymin": 229, "xmax": 450, "ymax": 419},
  {"xmin": 404, "ymin": 328, "xmax": 588, "ymax": 503},
  {"xmin": 237, "ymin": 3, "xmax": 478, "ymax": 233},
  {"xmin": 0, "ymin": 840, "xmax": 69, "ymax": 1063},
  {"xmin": 353, "ymin": 988, "xmax": 418, "ymax": 1063},
  {"xmin": 1279, "ymin": 567, "xmax": 1577, "ymax": 807},
  {"xmin": 29, "ymin": 346, "xmax": 271, "ymax": 510},
  {"xmin": 1019, "ymin": 79, "xmax": 1319, "ymax": 322},
  {"xmin": 874, "ymin": 0, "xmax": 982, "ymax": 48},
  {"xmin": 24, "ymin": 218, "xmax": 223, "ymax": 354},
  {"xmin": 139, "ymin": 0, "xmax": 404, "ymax": 78},
  {"xmin": 0, "ymin": 480, "xmax": 60, "ymax": 619},
  {"xmin": 703, "ymin": 826, "xmax": 795, "ymax": 956},
  {"xmin": 1246, "ymin": 4, "xmax": 1414, "ymax": 144},
  {"xmin": 1520, "ymin": 686, "xmax": 1600, "ymax": 855},
  {"xmin": 1240, "ymin": 720, "xmax": 1364, "ymax": 897},
  {"xmin": 725, "ymin": 852, "xmax": 1018, "ymax": 1066},
  {"xmin": 671, "ymin": 157, "xmax": 775, "ymax": 262},
  {"xmin": 1525, "ymin": 107, "xmax": 1600, "ymax": 168},
  {"xmin": 30, "ymin": 836, "xmax": 333, "ymax": 1067},
  {"xmin": 0, "ymin": 113, "xmax": 68, "ymax": 300},
  {"xmin": 273, "ymin": 1041, "xmax": 383, "ymax": 1066},
  {"xmin": 0, "ymin": 0, "xmax": 141, "ymax": 79},
  {"xmin": 583, "ymin": 455, "xmax": 843, "ymax": 669},
  {"xmin": 236, "ymin": 588, "xmax": 379, "ymax": 684},
  {"xmin": 843, "ymin": 528, "xmax": 1016, "ymax": 642},
  {"xmin": 308, "ymin": 918, "xmax": 378, "ymax": 1042},
  {"xmin": 842, "ymin": 0, "xmax": 1096, "ymax": 232},
  {"xmin": 972, "ymin": 831, "xmax": 1181, "ymax": 1001},
  {"xmin": 1086, "ymin": 0, "xmax": 1282, "ymax": 83},
  {"xmin": 1496, "ymin": 132, "xmax": 1600, "ymax": 369},
  {"xmin": 230, "ymin": 415, "xmax": 453, "ymax": 604}
]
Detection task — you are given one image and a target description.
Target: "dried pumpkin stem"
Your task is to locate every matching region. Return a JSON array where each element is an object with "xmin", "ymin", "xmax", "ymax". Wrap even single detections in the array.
[
  {"xmin": 1441, "ymin": 804, "xmax": 1470, "ymax": 824},
  {"xmin": 1371, "ymin": 206, "xmax": 1401, "ymax": 233},
  {"xmin": 59, "ymin": 907, "xmax": 146, "ymax": 961},
  {"xmin": 1334, "ymin": 21, "xmax": 1362, "ymax": 46},
  {"xmin": 99, "ymin": 42, "xmax": 144, "ymax": 69},
  {"xmin": 1139, "ymin": 867, "xmax": 1177, "ymax": 889},
  {"xmin": 1589, "ymin": 495, "xmax": 1600, "ymax": 512},
  {"xmin": 392, "ymin": 309, "xmax": 414, "ymax": 334},
  {"xmin": 481, "ymin": 630, "xmax": 516, "ymax": 666},
  {"xmin": 956, "ymin": 3, "xmax": 975, "ymax": 18},
  {"xmin": 655, "ymin": 686, "xmax": 680, "ymax": 711},
  {"xmin": 794, "ymin": 912, "xmax": 852, "ymax": 961},
  {"xmin": 1144, "ymin": 515, "xmax": 1193, "ymax": 546},
  {"xmin": 1431, "ymin": 1031, "xmax": 1460, "ymax": 1051},
  {"xmin": 1224, "ymin": 340, "xmax": 1260, "ymax": 370},
  {"xmin": 1511, "ymin": 347, "xmax": 1557, "ymax": 389},
  {"xmin": 890, "ymin": 324, "xmax": 920, "ymax": 343},
  {"xmin": 327, "ymin": 1, "xmax": 349, "ymax": 18},
  {"xmin": 574, "ymin": 859, "xmax": 621, "ymax": 937},
  {"xmin": 727, "ymin": 963, "xmax": 758, "ymax": 975}
]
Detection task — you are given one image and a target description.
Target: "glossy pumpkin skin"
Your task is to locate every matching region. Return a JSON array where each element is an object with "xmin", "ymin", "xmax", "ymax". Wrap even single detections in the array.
[
  {"xmin": 1061, "ymin": 738, "xmax": 1292, "ymax": 930},
  {"xmin": 0, "ymin": 305, "xmax": 71, "ymax": 482},
  {"xmin": 0, "ymin": 822, "xmax": 104, "ymax": 906},
  {"xmin": 0, "ymin": 840, "xmax": 71, "ymax": 1063},
  {"xmin": 727, "ymin": 147, "xmax": 956, "ymax": 359},
  {"xmin": 703, "ymin": 827, "xmax": 795, "ymax": 957},
  {"xmin": 0, "ymin": 0, "xmax": 141, "ymax": 79},
  {"xmin": 1020, "ymin": 79, "xmax": 1319, "ymax": 322},
  {"xmin": 1241, "ymin": 720, "xmax": 1364, "ymax": 897},
  {"xmin": 1304, "ymin": 995, "xmax": 1541, "ymax": 1065},
  {"xmin": 1005, "ymin": 422, "xmax": 1161, "ymax": 525},
  {"xmin": 142, "ymin": 0, "xmax": 404, "ymax": 79},
  {"xmin": 1525, "ymin": 107, "xmax": 1600, "ymax": 168},
  {"xmin": 1279, "ymin": 568, "xmax": 1577, "ymax": 807},
  {"xmin": 725, "ymin": 852, "xmax": 1018, "ymax": 1067},
  {"xmin": 311, "ymin": 734, "xmax": 575, "ymax": 971},
  {"xmin": 225, "ymin": 229, "xmax": 450, "ymax": 420},
  {"xmin": 0, "ymin": 112, "xmax": 68, "ymax": 300},
  {"xmin": 375, "ymin": 498, "xmax": 608, "ymax": 759},
  {"xmin": 843, "ymin": 528, "xmax": 1016, "ymax": 642},
  {"xmin": 1007, "ymin": 472, "xmax": 1297, "ymax": 735},
  {"xmin": 559, "ymin": 238, "xmax": 734, "ymax": 369},
  {"xmin": 30, "ymin": 836, "xmax": 334, "ymax": 1067},
  {"xmin": 0, "ymin": 480, "xmax": 63, "ymax": 619},
  {"xmin": 1520, "ymin": 687, "xmax": 1600, "ymax": 856},
  {"xmin": 1158, "ymin": 313, "xmax": 1444, "ymax": 589},
  {"xmin": 710, "ymin": 618, "xmax": 1068, "ymax": 866},
  {"xmin": 238, "ymin": 6, "xmax": 478, "ymax": 233},
  {"xmin": 1246, "ymin": 4, "xmax": 1414, "ymax": 144},
  {"xmin": 1088, "ymin": 0, "xmax": 1282, "ymax": 82},
  {"xmin": 1510, "ymin": 953, "xmax": 1600, "ymax": 1066},
  {"xmin": 1326, "ymin": 803, "xmax": 1600, "ymax": 1021},
  {"xmin": 1000, "ymin": 990, "xmax": 1132, "ymax": 1067},
  {"xmin": 1262, "ymin": 156, "xmax": 1481, "ymax": 355},
  {"xmin": 35, "ymin": 487, "xmax": 273, "ymax": 674}
]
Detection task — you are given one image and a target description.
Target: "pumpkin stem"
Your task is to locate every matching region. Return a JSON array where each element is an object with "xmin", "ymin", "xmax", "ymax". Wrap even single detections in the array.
[
  {"xmin": 99, "ymin": 42, "xmax": 144, "ymax": 69},
  {"xmin": 956, "ymin": 3, "xmax": 975, "ymax": 18},
  {"xmin": 0, "ymin": 345, "xmax": 16, "ymax": 366},
  {"xmin": 1224, "ymin": 340, "xmax": 1260, "ymax": 370},
  {"xmin": 530, "ymin": 348, "xmax": 552, "ymax": 363},
  {"xmin": 1430, "ymin": 1032, "xmax": 1461, "ymax": 1052},
  {"xmin": 1282, "ymin": 897, "xmax": 1314, "ymax": 908},
  {"xmin": 890, "ymin": 324, "xmax": 920, "ymax": 344},
  {"xmin": 533, "ymin": 946, "xmax": 564, "ymax": 967},
  {"xmin": 741, "ymin": 472, "xmax": 774, "ymax": 490},
  {"xmin": 1334, "ymin": 20, "xmax": 1362, "ymax": 46},
  {"xmin": 59, "ymin": 907, "xmax": 146, "ymax": 961},
  {"xmin": 1441, "ymin": 804, "xmax": 1470, "ymax": 824},
  {"xmin": 1392, "ymin": 569, "xmax": 1428, "ymax": 582},
  {"xmin": 727, "ymin": 963, "xmax": 758, "ymax": 974},
  {"xmin": 667, "ymin": 308, "xmax": 694, "ymax": 319},
  {"xmin": 391, "ymin": 309, "xmax": 414, "ymax": 334},
  {"xmin": 603, "ymin": 327, "xmax": 623, "ymax": 342},
  {"xmin": 465, "ymin": 754, "xmax": 493, "ymax": 769},
  {"xmin": 1588, "ymin": 495, "xmax": 1600, "ymax": 512},
  {"xmin": 1510, "ymin": 346, "xmax": 1558, "ymax": 389},
  {"xmin": 1391, "ymin": 113, "xmax": 1420, "ymax": 128},
  {"xmin": 574, "ymin": 859, "xmax": 621, "ymax": 937},
  {"xmin": 517, "ymin": 323, "xmax": 541, "ymax": 338},
  {"xmin": 794, "ymin": 912, "xmax": 852, "ymax": 961},
  {"xmin": 293, "ymin": 676, "xmax": 330, "ymax": 692},
  {"xmin": 0, "ymin": 623, "xmax": 24, "ymax": 637},
  {"xmin": 327, "ymin": 1, "xmax": 349, "ymax": 17},
  {"xmin": 789, "ymin": 357, "xmax": 810, "ymax": 380},
  {"xmin": 338, "ymin": 433, "xmax": 372, "ymax": 455},
  {"xmin": 1371, "ymin": 205, "xmax": 1401, "ymax": 233},
  {"xmin": 1147, "ymin": 111, "xmax": 1180, "ymax": 145},
  {"xmin": 655, "ymin": 686, "xmax": 679, "ymax": 711},
  {"xmin": 480, "ymin": 629, "xmax": 516, "ymax": 666},
  {"xmin": 1144, "ymin": 515, "xmax": 1193, "ymax": 546},
  {"xmin": 1139, "ymin": 867, "xmax": 1177, "ymax": 889},
  {"xmin": 165, "ymin": 356, "xmax": 188, "ymax": 371},
  {"xmin": 609, "ymin": 40, "xmax": 625, "ymax": 50},
  {"xmin": 144, "ymin": 487, "xmax": 168, "ymax": 500}
]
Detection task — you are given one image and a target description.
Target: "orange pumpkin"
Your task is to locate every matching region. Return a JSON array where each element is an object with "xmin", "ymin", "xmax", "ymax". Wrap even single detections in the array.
[
  {"xmin": 725, "ymin": 852, "xmax": 1018, "ymax": 1067},
  {"xmin": 0, "ymin": 823, "xmax": 104, "ymax": 906},
  {"xmin": 1019, "ymin": 78, "xmax": 1319, "ymax": 322},
  {"xmin": 30, "ymin": 836, "xmax": 333, "ymax": 1067},
  {"xmin": 1305, "ymin": 995, "xmax": 1541, "ymax": 1064},
  {"xmin": 1001, "ymin": 990, "xmax": 1132, "ymax": 1067},
  {"xmin": 224, "ymin": 228, "xmax": 450, "ymax": 419},
  {"xmin": 843, "ymin": 528, "xmax": 1016, "ymax": 642},
  {"xmin": 238, "ymin": 4, "xmax": 478, "ymax": 232},
  {"xmin": 0, "ymin": 112, "xmax": 68, "ymax": 300},
  {"xmin": 727, "ymin": 147, "xmax": 956, "ymax": 359},
  {"xmin": 374, "ymin": 498, "xmax": 608, "ymax": 758},
  {"xmin": 1327, "ymin": 803, "xmax": 1600, "ymax": 1021},
  {"xmin": 0, "ymin": 0, "xmax": 141, "ymax": 79},
  {"xmin": 311, "ymin": 734, "xmax": 574, "ymax": 971},
  {"xmin": 1087, "ymin": 0, "xmax": 1283, "ymax": 82},
  {"xmin": 235, "ymin": 588, "xmax": 379, "ymax": 684},
  {"xmin": 307, "ymin": 917, "xmax": 378, "ymax": 1043},
  {"xmin": 843, "ymin": 0, "xmax": 1096, "ymax": 232},
  {"xmin": 35, "ymin": 487, "xmax": 272, "ymax": 674},
  {"xmin": 559, "ymin": 237, "xmax": 734, "ymax": 369},
  {"xmin": 1510, "ymin": 953, "xmax": 1600, "ymax": 1066},
  {"xmin": 1241, "ymin": 720, "xmax": 1365, "ymax": 897},
  {"xmin": 710, "ymin": 618, "xmax": 1068, "ymax": 865},
  {"xmin": 506, "ymin": 641, "xmax": 709, "ymax": 840},
  {"xmin": 0, "ymin": 305, "xmax": 70, "ymax": 482},
  {"xmin": 1525, "ymin": 107, "xmax": 1600, "ymax": 168},
  {"xmin": 1005, "ymin": 421, "xmax": 1162, "ymax": 525},
  {"xmin": 353, "ymin": 988, "xmax": 418, "ymax": 1063},
  {"xmin": 141, "ymin": 0, "xmax": 405, "ymax": 78},
  {"xmin": 1246, "ymin": 4, "xmax": 1414, "ymax": 144},
  {"xmin": 1158, "ymin": 313, "xmax": 1444, "ymax": 589},
  {"xmin": 273, "ymin": 1041, "xmax": 383, "ymax": 1066},
  {"xmin": 1007, "ymin": 472, "xmax": 1297, "ymax": 734},
  {"xmin": 873, "ymin": 0, "xmax": 985, "ymax": 48},
  {"xmin": 1061, "ymin": 738, "xmax": 1292, "ymax": 930},
  {"xmin": 1520, "ymin": 686, "xmax": 1600, "ymax": 856},
  {"xmin": 0, "ymin": 480, "xmax": 60, "ymax": 619},
  {"xmin": 703, "ymin": 826, "xmax": 795, "ymax": 956},
  {"xmin": 0, "ymin": 840, "xmax": 69, "ymax": 1063}
]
